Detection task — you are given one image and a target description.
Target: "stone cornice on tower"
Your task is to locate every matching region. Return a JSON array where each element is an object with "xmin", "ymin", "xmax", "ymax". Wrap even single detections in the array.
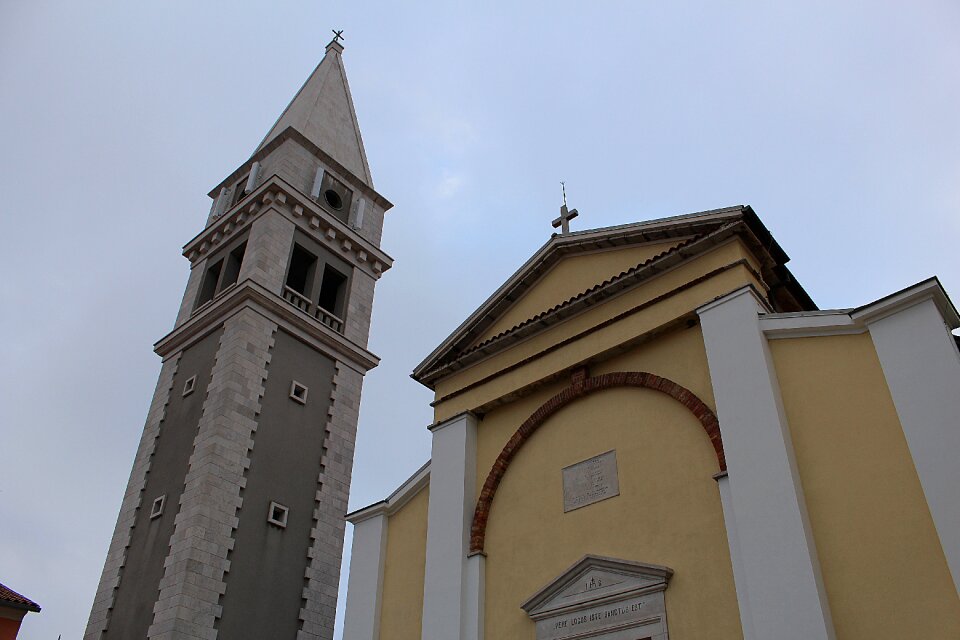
[
  {"xmin": 207, "ymin": 127, "xmax": 392, "ymax": 212},
  {"xmin": 186, "ymin": 172, "xmax": 393, "ymax": 279},
  {"xmin": 153, "ymin": 278, "xmax": 380, "ymax": 374}
]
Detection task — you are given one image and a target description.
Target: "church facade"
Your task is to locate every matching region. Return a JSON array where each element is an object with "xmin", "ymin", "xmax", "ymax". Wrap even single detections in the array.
[
  {"xmin": 343, "ymin": 207, "xmax": 960, "ymax": 639},
  {"xmin": 86, "ymin": 39, "xmax": 392, "ymax": 639}
]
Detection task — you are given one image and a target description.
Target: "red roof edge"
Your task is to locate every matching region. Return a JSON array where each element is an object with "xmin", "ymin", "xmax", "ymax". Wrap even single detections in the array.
[{"xmin": 0, "ymin": 582, "xmax": 41, "ymax": 613}]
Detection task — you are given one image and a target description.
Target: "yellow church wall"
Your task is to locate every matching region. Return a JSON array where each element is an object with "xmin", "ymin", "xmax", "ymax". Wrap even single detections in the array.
[
  {"xmin": 377, "ymin": 486, "xmax": 429, "ymax": 640},
  {"xmin": 481, "ymin": 386, "xmax": 742, "ymax": 639},
  {"xmin": 475, "ymin": 240, "xmax": 685, "ymax": 344},
  {"xmin": 476, "ymin": 379, "xmax": 568, "ymax": 496},
  {"xmin": 475, "ymin": 325, "xmax": 717, "ymax": 486},
  {"xmin": 770, "ymin": 334, "xmax": 960, "ymax": 639},
  {"xmin": 592, "ymin": 324, "xmax": 716, "ymax": 408},
  {"xmin": 434, "ymin": 238, "xmax": 762, "ymax": 421}
]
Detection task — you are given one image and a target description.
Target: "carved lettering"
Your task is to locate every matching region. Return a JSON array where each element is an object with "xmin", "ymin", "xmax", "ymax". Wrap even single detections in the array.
[
  {"xmin": 562, "ymin": 450, "xmax": 620, "ymax": 512},
  {"xmin": 550, "ymin": 599, "xmax": 646, "ymax": 632}
]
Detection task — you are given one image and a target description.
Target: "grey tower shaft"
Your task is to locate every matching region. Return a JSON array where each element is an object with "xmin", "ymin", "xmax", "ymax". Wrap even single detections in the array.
[{"xmin": 85, "ymin": 40, "xmax": 393, "ymax": 640}]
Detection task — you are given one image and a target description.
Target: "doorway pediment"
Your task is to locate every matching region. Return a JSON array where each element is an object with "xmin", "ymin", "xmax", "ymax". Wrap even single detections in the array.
[{"xmin": 522, "ymin": 555, "xmax": 673, "ymax": 640}]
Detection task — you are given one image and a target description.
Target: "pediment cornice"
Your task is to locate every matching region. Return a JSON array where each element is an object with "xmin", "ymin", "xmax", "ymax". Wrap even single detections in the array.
[
  {"xmin": 521, "ymin": 554, "xmax": 673, "ymax": 619},
  {"xmin": 413, "ymin": 205, "xmax": 814, "ymax": 388}
]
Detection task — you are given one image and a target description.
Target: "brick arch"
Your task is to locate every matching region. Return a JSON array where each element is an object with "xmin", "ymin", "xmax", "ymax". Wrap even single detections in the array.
[{"xmin": 469, "ymin": 371, "xmax": 724, "ymax": 554}]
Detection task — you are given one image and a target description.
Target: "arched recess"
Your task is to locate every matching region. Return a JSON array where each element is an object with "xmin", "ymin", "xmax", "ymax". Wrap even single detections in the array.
[{"xmin": 469, "ymin": 370, "xmax": 725, "ymax": 554}]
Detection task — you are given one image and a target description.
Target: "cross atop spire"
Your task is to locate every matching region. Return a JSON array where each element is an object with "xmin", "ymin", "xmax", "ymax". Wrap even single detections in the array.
[
  {"xmin": 552, "ymin": 182, "xmax": 579, "ymax": 234},
  {"xmin": 326, "ymin": 29, "xmax": 345, "ymax": 55}
]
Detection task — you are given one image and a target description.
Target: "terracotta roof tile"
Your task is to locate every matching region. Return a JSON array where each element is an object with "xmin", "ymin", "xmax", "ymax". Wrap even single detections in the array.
[{"xmin": 0, "ymin": 582, "xmax": 41, "ymax": 612}]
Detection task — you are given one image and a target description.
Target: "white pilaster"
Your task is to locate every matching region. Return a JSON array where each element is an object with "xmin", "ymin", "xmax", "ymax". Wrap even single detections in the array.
[
  {"xmin": 714, "ymin": 472, "xmax": 755, "ymax": 640},
  {"xmin": 863, "ymin": 295, "xmax": 960, "ymax": 593},
  {"xmin": 698, "ymin": 287, "xmax": 835, "ymax": 640},
  {"xmin": 342, "ymin": 513, "xmax": 388, "ymax": 640},
  {"xmin": 463, "ymin": 552, "xmax": 485, "ymax": 640},
  {"xmin": 421, "ymin": 412, "xmax": 478, "ymax": 640}
]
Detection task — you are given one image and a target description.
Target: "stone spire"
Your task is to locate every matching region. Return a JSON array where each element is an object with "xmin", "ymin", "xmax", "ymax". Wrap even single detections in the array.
[{"xmin": 255, "ymin": 36, "xmax": 374, "ymax": 186}]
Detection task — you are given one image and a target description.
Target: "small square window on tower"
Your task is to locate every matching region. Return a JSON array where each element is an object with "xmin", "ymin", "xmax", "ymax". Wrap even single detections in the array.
[
  {"xmin": 267, "ymin": 501, "xmax": 289, "ymax": 528},
  {"xmin": 150, "ymin": 495, "xmax": 166, "ymax": 519},
  {"xmin": 182, "ymin": 375, "xmax": 197, "ymax": 397},
  {"xmin": 289, "ymin": 380, "xmax": 308, "ymax": 405}
]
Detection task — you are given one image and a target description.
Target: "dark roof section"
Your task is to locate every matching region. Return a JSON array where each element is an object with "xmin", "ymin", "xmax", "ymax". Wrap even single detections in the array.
[
  {"xmin": 412, "ymin": 205, "xmax": 815, "ymax": 389},
  {"xmin": 0, "ymin": 582, "xmax": 41, "ymax": 613}
]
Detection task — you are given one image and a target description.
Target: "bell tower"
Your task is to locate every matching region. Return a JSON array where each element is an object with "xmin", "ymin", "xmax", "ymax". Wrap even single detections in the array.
[{"xmin": 85, "ymin": 37, "xmax": 392, "ymax": 640}]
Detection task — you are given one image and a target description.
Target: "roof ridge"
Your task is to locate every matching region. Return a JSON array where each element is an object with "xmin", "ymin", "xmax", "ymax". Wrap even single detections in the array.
[{"xmin": 558, "ymin": 205, "xmax": 745, "ymax": 240}]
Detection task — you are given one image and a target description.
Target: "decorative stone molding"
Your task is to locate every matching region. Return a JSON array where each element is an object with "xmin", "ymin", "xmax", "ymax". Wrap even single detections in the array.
[
  {"xmin": 345, "ymin": 461, "xmax": 430, "ymax": 524},
  {"xmin": 153, "ymin": 279, "xmax": 380, "ymax": 376},
  {"xmin": 469, "ymin": 370, "xmax": 723, "ymax": 554},
  {"xmin": 183, "ymin": 175, "xmax": 392, "ymax": 281},
  {"xmin": 521, "ymin": 555, "xmax": 673, "ymax": 640},
  {"xmin": 414, "ymin": 204, "xmax": 815, "ymax": 388},
  {"xmin": 207, "ymin": 127, "xmax": 391, "ymax": 216}
]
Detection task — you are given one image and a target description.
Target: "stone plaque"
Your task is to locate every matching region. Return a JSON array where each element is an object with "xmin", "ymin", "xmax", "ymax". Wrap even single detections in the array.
[{"xmin": 562, "ymin": 450, "xmax": 620, "ymax": 512}]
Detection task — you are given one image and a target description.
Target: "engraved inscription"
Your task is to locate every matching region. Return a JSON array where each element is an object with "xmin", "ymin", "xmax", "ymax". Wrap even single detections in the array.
[
  {"xmin": 533, "ymin": 592, "xmax": 667, "ymax": 640},
  {"xmin": 551, "ymin": 599, "xmax": 648, "ymax": 632},
  {"xmin": 562, "ymin": 450, "xmax": 620, "ymax": 512}
]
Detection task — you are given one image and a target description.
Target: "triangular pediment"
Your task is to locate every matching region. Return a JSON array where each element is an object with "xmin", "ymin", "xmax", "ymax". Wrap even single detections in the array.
[
  {"xmin": 412, "ymin": 205, "xmax": 814, "ymax": 388},
  {"xmin": 473, "ymin": 238, "xmax": 686, "ymax": 346},
  {"xmin": 522, "ymin": 555, "xmax": 673, "ymax": 619}
]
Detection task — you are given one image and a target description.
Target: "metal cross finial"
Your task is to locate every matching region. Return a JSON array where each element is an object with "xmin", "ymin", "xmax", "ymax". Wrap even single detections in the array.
[
  {"xmin": 331, "ymin": 29, "xmax": 345, "ymax": 44},
  {"xmin": 552, "ymin": 182, "xmax": 579, "ymax": 235}
]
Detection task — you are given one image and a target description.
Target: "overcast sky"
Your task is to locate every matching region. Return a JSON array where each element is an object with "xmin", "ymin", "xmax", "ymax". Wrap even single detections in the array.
[{"xmin": 1, "ymin": 2, "xmax": 958, "ymax": 638}]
